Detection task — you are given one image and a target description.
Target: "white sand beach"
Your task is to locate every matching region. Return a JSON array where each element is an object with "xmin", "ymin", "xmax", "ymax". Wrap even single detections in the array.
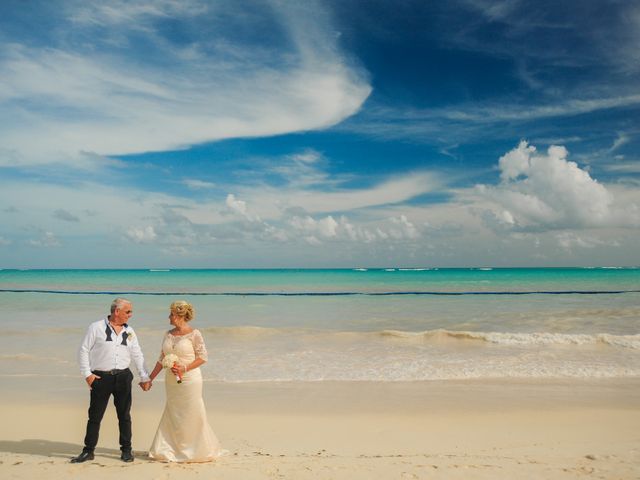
[
  {"xmin": 1, "ymin": 378, "xmax": 639, "ymax": 479},
  {"xmin": 2, "ymin": 269, "xmax": 639, "ymax": 478}
]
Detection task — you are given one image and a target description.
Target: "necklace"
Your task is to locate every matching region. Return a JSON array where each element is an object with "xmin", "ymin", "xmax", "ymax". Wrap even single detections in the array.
[{"xmin": 171, "ymin": 326, "xmax": 192, "ymax": 336}]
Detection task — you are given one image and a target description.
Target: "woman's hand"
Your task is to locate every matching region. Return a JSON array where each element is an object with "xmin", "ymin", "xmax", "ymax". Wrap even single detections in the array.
[{"xmin": 171, "ymin": 364, "xmax": 186, "ymax": 376}]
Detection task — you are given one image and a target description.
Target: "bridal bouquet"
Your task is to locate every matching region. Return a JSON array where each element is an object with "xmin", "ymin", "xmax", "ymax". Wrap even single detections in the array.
[{"xmin": 162, "ymin": 354, "xmax": 183, "ymax": 384}]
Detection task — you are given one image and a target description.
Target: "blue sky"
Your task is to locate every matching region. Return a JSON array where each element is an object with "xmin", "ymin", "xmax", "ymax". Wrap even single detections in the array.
[{"xmin": 1, "ymin": 0, "xmax": 639, "ymax": 268}]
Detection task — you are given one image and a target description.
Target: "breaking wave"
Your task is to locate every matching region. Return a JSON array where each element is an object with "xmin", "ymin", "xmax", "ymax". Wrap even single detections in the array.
[{"xmin": 378, "ymin": 329, "xmax": 640, "ymax": 349}]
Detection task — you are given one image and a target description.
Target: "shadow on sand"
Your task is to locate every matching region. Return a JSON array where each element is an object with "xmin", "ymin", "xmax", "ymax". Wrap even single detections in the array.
[{"xmin": 0, "ymin": 439, "xmax": 125, "ymax": 460}]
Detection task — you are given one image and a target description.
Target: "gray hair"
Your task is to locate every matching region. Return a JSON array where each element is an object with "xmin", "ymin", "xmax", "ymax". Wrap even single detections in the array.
[{"xmin": 111, "ymin": 297, "xmax": 131, "ymax": 313}]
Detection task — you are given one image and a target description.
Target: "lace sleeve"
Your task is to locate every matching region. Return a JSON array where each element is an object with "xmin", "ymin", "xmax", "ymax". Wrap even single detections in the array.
[{"xmin": 192, "ymin": 329, "xmax": 208, "ymax": 362}]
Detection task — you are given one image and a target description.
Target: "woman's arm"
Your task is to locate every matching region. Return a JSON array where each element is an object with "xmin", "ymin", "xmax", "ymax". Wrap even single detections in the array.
[
  {"xmin": 171, "ymin": 357, "xmax": 205, "ymax": 375},
  {"xmin": 186, "ymin": 357, "xmax": 206, "ymax": 371},
  {"xmin": 149, "ymin": 361, "xmax": 163, "ymax": 381},
  {"xmin": 171, "ymin": 330, "xmax": 208, "ymax": 375}
]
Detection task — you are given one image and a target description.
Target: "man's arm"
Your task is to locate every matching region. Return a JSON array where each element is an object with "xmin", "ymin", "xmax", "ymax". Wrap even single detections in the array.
[
  {"xmin": 78, "ymin": 323, "xmax": 99, "ymax": 387},
  {"xmin": 128, "ymin": 329, "xmax": 150, "ymax": 383}
]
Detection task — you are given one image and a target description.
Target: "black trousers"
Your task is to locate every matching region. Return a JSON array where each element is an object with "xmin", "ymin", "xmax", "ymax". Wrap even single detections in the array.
[{"xmin": 82, "ymin": 369, "xmax": 133, "ymax": 453}]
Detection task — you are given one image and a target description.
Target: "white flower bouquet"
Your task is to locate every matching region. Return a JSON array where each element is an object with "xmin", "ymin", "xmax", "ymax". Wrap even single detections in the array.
[{"xmin": 162, "ymin": 353, "xmax": 183, "ymax": 384}]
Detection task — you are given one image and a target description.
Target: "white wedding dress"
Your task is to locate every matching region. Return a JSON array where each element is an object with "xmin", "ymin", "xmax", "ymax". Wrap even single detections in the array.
[{"xmin": 149, "ymin": 329, "xmax": 222, "ymax": 462}]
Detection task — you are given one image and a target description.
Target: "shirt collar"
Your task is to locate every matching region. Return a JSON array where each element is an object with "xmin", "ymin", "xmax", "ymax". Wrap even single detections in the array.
[{"xmin": 104, "ymin": 318, "xmax": 129, "ymax": 330}]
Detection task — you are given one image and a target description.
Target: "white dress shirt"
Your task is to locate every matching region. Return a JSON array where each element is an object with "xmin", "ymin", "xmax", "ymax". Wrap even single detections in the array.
[{"xmin": 78, "ymin": 318, "xmax": 150, "ymax": 381}]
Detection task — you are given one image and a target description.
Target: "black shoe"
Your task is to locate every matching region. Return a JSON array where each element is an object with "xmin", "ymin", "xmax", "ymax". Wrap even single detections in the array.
[
  {"xmin": 70, "ymin": 451, "xmax": 94, "ymax": 463},
  {"xmin": 121, "ymin": 450, "xmax": 134, "ymax": 462}
]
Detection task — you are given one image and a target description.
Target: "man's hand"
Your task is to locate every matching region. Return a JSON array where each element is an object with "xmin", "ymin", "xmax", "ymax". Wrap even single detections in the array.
[
  {"xmin": 85, "ymin": 374, "xmax": 101, "ymax": 389},
  {"xmin": 139, "ymin": 381, "xmax": 152, "ymax": 391}
]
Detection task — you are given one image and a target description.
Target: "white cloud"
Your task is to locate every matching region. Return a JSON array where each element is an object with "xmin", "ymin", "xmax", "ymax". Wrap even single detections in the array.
[
  {"xmin": 445, "ymin": 96, "xmax": 640, "ymax": 123},
  {"xmin": 603, "ymin": 161, "xmax": 640, "ymax": 174},
  {"xmin": 264, "ymin": 150, "xmax": 331, "ymax": 188},
  {"xmin": 349, "ymin": 95, "xmax": 640, "ymax": 144},
  {"xmin": 609, "ymin": 132, "xmax": 631, "ymax": 153},
  {"xmin": 316, "ymin": 216, "xmax": 339, "ymax": 238},
  {"xmin": 125, "ymin": 225, "xmax": 157, "ymax": 244},
  {"xmin": 262, "ymin": 224, "xmax": 289, "ymax": 243},
  {"xmin": 288, "ymin": 213, "xmax": 422, "ymax": 245},
  {"xmin": 498, "ymin": 140, "xmax": 535, "ymax": 182},
  {"xmin": 27, "ymin": 231, "xmax": 61, "ymax": 247},
  {"xmin": 53, "ymin": 209, "xmax": 80, "ymax": 222},
  {"xmin": 292, "ymin": 151, "xmax": 322, "ymax": 165},
  {"xmin": 389, "ymin": 215, "xmax": 419, "ymax": 239},
  {"xmin": 290, "ymin": 215, "xmax": 338, "ymax": 239},
  {"xmin": 304, "ymin": 236, "xmax": 322, "ymax": 246},
  {"xmin": 68, "ymin": 0, "xmax": 207, "ymax": 28},
  {"xmin": 0, "ymin": 175, "xmax": 380, "ymax": 252},
  {"xmin": 477, "ymin": 141, "xmax": 617, "ymax": 231},
  {"xmin": 235, "ymin": 171, "xmax": 439, "ymax": 218},
  {"xmin": 225, "ymin": 194, "xmax": 248, "ymax": 216},
  {"xmin": 223, "ymin": 194, "xmax": 288, "ymax": 242},
  {"xmin": 2, "ymin": 142, "xmax": 638, "ymax": 266},
  {"xmin": 556, "ymin": 232, "xmax": 592, "ymax": 250},
  {"xmin": 455, "ymin": 0, "xmax": 640, "ymax": 76},
  {"xmin": 183, "ymin": 179, "xmax": 216, "ymax": 190},
  {"xmin": 0, "ymin": 1, "xmax": 371, "ymax": 167},
  {"xmin": 0, "ymin": 178, "xmax": 232, "ymax": 253},
  {"xmin": 0, "ymin": 236, "xmax": 11, "ymax": 246},
  {"xmin": 556, "ymin": 232, "xmax": 620, "ymax": 251}
]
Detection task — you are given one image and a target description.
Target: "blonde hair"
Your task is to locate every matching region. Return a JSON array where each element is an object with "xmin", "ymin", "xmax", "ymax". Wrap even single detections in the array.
[{"xmin": 170, "ymin": 300, "xmax": 194, "ymax": 322}]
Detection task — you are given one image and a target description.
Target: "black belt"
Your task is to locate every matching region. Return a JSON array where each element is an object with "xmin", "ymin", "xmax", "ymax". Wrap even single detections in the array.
[{"xmin": 93, "ymin": 368, "xmax": 130, "ymax": 376}]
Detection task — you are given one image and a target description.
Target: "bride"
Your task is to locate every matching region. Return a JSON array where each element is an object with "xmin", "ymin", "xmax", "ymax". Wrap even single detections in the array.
[{"xmin": 148, "ymin": 300, "xmax": 223, "ymax": 462}]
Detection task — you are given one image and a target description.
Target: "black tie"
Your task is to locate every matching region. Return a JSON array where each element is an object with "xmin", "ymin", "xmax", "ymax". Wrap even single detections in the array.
[
  {"xmin": 121, "ymin": 332, "xmax": 128, "ymax": 346},
  {"xmin": 105, "ymin": 325, "xmax": 113, "ymax": 342}
]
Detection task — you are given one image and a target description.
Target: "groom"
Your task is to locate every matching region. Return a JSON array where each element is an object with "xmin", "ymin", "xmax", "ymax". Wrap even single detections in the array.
[{"xmin": 71, "ymin": 298, "xmax": 151, "ymax": 463}]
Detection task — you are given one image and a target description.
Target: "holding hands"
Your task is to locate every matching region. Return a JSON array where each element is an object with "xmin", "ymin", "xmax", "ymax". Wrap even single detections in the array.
[{"xmin": 139, "ymin": 381, "xmax": 152, "ymax": 391}]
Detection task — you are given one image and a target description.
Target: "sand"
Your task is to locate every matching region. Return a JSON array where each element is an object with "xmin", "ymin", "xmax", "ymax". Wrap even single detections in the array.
[{"xmin": 1, "ymin": 378, "xmax": 639, "ymax": 479}]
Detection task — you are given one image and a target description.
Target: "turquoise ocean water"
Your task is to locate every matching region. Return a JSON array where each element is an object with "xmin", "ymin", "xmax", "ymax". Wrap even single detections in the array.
[{"xmin": 2, "ymin": 268, "xmax": 639, "ymax": 382}]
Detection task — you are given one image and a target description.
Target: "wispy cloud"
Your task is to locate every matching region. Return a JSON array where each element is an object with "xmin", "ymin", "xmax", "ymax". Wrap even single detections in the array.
[
  {"xmin": 555, "ymin": 232, "xmax": 619, "ymax": 251},
  {"xmin": 0, "ymin": 0, "xmax": 371, "ymax": 167},
  {"xmin": 344, "ymin": 95, "xmax": 640, "ymax": 145},
  {"xmin": 53, "ymin": 209, "xmax": 80, "ymax": 222},
  {"xmin": 455, "ymin": 0, "xmax": 640, "ymax": 74},
  {"xmin": 125, "ymin": 225, "xmax": 157, "ymax": 244},
  {"xmin": 439, "ymin": 96, "xmax": 640, "ymax": 123},
  {"xmin": 0, "ymin": 164, "xmax": 440, "ymax": 255},
  {"xmin": 609, "ymin": 132, "xmax": 631, "ymax": 153},
  {"xmin": 1, "ymin": 1, "xmax": 638, "ymax": 267},
  {"xmin": 27, "ymin": 231, "xmax": 61, "ymax": 248},
  {"xmin": 233, "ymin": 171, "xmax": 440, "ymax": 217},
  {"xmin": 338, "ymin": 0, "xmax": 640, "ymax": 150},
  {"xmin": 602, "ymin": 161, "xmax": 640, "ymax": 174},
  {"xmin": 67, "ymin": 0, "xmax": 208, "ymax": 28},
  {"xmin": 264, "ymin": 150, "xmax": 333, "ymax": 188},
  {"xmin": 183, "ymin": 179, "xmax": 217, "ymax": 190}
]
